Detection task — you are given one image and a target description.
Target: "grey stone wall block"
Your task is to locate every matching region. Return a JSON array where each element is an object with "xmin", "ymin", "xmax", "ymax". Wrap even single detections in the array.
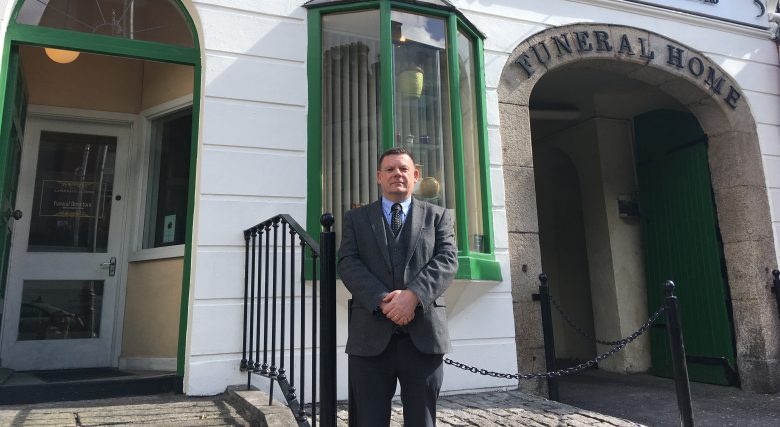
[
  {"xmin": 514, "ymin": 300, "xmax": 545, "ymax": 349},
  {"xmin": 628, "ymin": 64, "xmax": 674, "ymax": 86},
  {"xmin": 731, "ymin": 298, "xmax": 780, "ymax": 392},
  {"xmin": 499, "ymin": 39, "xmax": 538, "ymax": 106},
  {"xmin": 707, "ymin": 131, "xmax": 766, "ymax": 191},
  {"xmin": 687, "ymin": 98, "xmax": 733, "ymax": 136},
  {"xmin": 588, "ymin": 59, "xmax": 643, "ymax": 77},
  {"xmin": 508, "ymin": 231, "xmax": 543, "ymax": 300},
  {"xmin": 515, "ymin": 346, "xmax": 548, "ymax": 396},
  {"xmin": 607, "ymin": 26, "xmax": 653, "ymax": 65},
  {"xmin": 722, "ymin": 239, "xmax": 777, "ymax": 302},
  {"xmin": 736, "ymin": 358, "xmax": 780, "ymax": 394},
  {"xmin": 733, "ymin": 297, "xmax": 780, "ymax": 357},
  {"xmin": 658, "ymin": 77, "xmax": 711, "ymax": 106},
  {"xmin": 713, "ymin": 185, "xmax": 773, "ymax": 244},
  {"xmin": 499, "ymin": 102, "xmax": 533, "ymax": 168},
  {"xmin": 504, "ymin": 166, "xmax": 539, "ymax": 234}
]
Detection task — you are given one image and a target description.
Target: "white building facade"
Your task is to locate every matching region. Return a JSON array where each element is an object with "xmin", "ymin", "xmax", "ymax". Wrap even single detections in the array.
[{"xmin": 0, "ymin": 0, "xmax": 777, "ymax": 400}]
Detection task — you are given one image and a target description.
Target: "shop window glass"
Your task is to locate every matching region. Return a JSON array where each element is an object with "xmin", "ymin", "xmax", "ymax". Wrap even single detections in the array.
[
  {"xmin": 310, "ymin": 1, "xmax": 499, "ymax": 277},
  {"xmin": 143, "ymin": 107, "xmax": 191, "ymax": 249},
  {"xmin": 392, "ymin": 11, "xmax": 456, "ymax": 225},
  {"xmin": 322, "ymin": 10, "xmax": 382, "ymax": 239},
  {"xmin": 457, "ymin": 30, "xmax": 485, "ymax": 252}
]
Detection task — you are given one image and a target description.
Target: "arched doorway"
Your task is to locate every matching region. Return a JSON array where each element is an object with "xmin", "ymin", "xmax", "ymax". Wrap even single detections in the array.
[
  {"xmin": 0, "ymin": 0, "xmax": 201, "ymax": 384},
  {"xmin": 500, "ymin": 24, "xmax": 780, "ymax": 393}
]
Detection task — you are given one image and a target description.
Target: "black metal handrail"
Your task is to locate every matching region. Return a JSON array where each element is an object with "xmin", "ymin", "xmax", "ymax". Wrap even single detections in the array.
[{"xmin": 240, "ymin": 213, "xmax": 336, "ymax": 427}]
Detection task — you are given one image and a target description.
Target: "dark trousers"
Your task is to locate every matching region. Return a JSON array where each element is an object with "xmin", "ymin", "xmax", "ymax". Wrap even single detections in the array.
[{"xmin": 348, "ymin": 334, "xmax": 444, "ymax": 427}]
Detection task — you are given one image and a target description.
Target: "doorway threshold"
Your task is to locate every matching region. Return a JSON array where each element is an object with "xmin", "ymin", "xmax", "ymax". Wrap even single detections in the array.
[{"xmin": 0, "ymin": 368, "xmax": 179, "ymax": 405}]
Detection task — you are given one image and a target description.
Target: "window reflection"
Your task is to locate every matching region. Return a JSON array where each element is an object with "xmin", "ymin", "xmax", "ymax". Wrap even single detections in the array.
[
  {"xmin": 457, "ymin": 31, "xmax": 485, "ymax": 252},
  {"xmin": 16, "ymin": 0, "xmax": 194, "ymax": 47},
  {"xmin": 392, "ymin": 11, "xmax": 456, "ymax": 228},
  {"xmin": 18, "ymin": 280, "xmax": 104, "ymax": 340},
  {"xmin": 28, "ymin": 132, "xmax": 116, "ymax": 253},
  {"xmin": 144, "ymin": 108, "xmax": 192, "ymax": 248},
  {"xmin": 321, "ymin": 10, "xmax": 382, "ymax": 241}
]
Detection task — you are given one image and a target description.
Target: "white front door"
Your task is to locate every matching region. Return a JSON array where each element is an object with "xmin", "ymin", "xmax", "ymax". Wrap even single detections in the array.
[{"xmin": 0, "ymin": 117, "xmax": 129, "ymax": 370}]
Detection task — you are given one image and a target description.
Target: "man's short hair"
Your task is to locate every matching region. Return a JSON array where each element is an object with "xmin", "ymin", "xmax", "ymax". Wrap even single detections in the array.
[{"xmin": 378, "ymin": 147, "xmax": 415, "ymax": 170}]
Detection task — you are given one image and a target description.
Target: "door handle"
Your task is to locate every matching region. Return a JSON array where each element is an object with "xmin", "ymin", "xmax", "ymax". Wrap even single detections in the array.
[
  {"xmin": 6, "ymin": 209, "xmax": 22, "ymax": 220},
  {"xmin": 100, "ymin": 256, "xmax": 117, "ymax": 277}
]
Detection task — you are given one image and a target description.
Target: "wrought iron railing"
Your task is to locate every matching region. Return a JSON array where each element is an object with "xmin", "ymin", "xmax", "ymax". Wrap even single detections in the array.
[{"xmin": 240, "ymin": 213, "xmax": 337, "ymax": 427}]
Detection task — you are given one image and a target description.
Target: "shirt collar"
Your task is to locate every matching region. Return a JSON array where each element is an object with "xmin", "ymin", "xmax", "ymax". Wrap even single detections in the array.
[{"xmin": 382, "ymin": 196, "xmax": 412, "ymax": 215}]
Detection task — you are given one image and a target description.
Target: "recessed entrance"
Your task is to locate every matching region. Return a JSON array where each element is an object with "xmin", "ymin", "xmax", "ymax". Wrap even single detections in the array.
[
  {"xmin": 0, "ymin": 0, "xmax": 200, "ymax": 393},
  {"xmin": 500, "ymin": 23, "xmax": 780, "ymax": 393},
  {"xmin": 0, "ymin": 46, "xmax": 194, "ymax": 375}
]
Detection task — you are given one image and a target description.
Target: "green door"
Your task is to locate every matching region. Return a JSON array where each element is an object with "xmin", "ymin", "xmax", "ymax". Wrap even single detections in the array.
[
  {"xmin": 635, "ymin": 109, "xmax": 737, "ymax": 386},
  {"xmin": 0, "ymin": 47, "xmax": 26, "ymax": 305}
]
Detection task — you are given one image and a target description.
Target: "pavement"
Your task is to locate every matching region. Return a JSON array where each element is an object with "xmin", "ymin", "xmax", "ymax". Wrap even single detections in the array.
[
  {"xmin": 1, "ymin": 370, "xmax": 779, "ymax": 426},
  {"xmin": 0, "ymin": 386, "xmax": 636, "ymax": 427},
  {"xmin": 559, "ymin": 369, "xmax": 780, "ymax": 427}
]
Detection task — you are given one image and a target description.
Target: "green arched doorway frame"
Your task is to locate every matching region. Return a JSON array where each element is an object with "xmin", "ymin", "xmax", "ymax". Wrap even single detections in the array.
[{"xmin": 0, "ymin": 0, "xmax": 202, "ymax": 381}]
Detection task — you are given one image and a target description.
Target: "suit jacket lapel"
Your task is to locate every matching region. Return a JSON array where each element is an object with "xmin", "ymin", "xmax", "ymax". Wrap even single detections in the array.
[
  {"xmin": 369, "ymin": 200, "xmax": 392, "ymax": 270},
  {"xmin": 403, "ymin": 199, "xmax": 424, "ymax": 269}
]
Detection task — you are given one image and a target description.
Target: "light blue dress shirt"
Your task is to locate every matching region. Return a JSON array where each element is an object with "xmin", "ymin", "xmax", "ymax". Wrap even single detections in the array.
[{"xmin": 381, "ymin": 197, "xmax": 412, "ymax": 228}]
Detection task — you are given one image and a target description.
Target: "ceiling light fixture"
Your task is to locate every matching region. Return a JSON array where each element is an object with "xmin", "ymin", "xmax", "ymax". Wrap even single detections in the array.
[{"xmin": 44, "ymin": 48, "xmax": 80, "ymax": 64}]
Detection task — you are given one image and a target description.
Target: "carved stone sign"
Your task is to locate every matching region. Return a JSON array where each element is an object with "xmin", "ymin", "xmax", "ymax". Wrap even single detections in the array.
[{"xmin": 514, "ymin": 29, "xmax": 742, "ymax": 109}]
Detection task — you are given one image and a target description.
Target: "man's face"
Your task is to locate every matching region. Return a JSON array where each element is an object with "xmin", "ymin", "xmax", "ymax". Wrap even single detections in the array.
[{"xmin": 377, "ymin": 154, "xmax": 419, "ymax": 202}]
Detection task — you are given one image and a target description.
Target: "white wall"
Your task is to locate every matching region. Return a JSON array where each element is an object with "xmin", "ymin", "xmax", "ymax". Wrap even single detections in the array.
[
  {"xmin": 186, "ymin": 0, "xmax": 309, "ymax": 396},
  {"xmin": 185, "ymin": 0, "xmax": 518, "ymax": 397},
  {"xmin": 189, "ymin": 0, "xmax": 780, "ymax": 398}
]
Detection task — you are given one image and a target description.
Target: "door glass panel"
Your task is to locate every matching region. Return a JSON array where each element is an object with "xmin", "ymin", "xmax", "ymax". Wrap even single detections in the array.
[
  {"xmin": 28, "ymin": 131, "xmax": 116, "ymax": 253},
  {"xmin": 18, "ymin": 280, "xmax": 104, "ymax": 340},
  {"xmin": 16, "ymin": 0, "xmax": 194, "ymax": 47}
]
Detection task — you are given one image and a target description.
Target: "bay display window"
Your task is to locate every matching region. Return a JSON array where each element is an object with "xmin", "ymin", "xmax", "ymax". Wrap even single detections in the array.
[{"xmin": 306, "ymin": 0, "xmax": 499, "ymax": 280}]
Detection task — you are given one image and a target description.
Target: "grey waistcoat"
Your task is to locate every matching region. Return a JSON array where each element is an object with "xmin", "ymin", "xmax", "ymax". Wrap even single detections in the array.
[{"xmin": 384, "ymin": 210, "xmax": 412, "ymax": 291}]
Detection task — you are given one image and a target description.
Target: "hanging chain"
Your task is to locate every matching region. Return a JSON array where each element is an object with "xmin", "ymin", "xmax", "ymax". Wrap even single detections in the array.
[
  {"xmin": 443, "ymin": 305, "xmax": 665, "ymax": 380},
  {"xmin": 548, "ymin": 294, "xmax": 621, "ymax": 346}
]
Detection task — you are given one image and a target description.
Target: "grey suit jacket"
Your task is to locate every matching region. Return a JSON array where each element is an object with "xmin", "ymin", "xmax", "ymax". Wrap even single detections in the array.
[{"xmin": 338, "ymin": 198, "xmax": 458, "ymax": 356}]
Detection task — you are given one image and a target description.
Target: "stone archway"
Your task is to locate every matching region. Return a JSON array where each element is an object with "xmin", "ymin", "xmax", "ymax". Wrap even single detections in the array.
[{"xmin": 499, "ymin": 23, "xmax": 780, "ymax": 394}]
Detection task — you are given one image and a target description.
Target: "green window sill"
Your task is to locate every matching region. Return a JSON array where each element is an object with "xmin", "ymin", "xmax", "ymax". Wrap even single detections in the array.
[
  {"xmin": 455, "ymin": 254, "xmax": 502, "ymax": 281},
  {"xmin": 307, "ymin": 252, "xmax": 502, "ymax": 282}
]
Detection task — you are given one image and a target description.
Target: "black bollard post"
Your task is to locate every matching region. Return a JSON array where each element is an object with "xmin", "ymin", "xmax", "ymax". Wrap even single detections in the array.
[
  {"xmin": 664, "ymin": 280, "xmax": 694, "ymax": 427},
  {"xmin": 772, "ymin": 270, "xmax": 780, "ymax": 328},
  {"xmin": 538, "ymin": 273, "xmax": 559, "ymax": 401},
  {"xmin": 319, "ymin": 214, "xmax": 337, "ymax": 427}
]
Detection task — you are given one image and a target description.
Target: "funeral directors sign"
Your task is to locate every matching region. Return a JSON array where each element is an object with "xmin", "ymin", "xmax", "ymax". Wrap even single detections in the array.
[
  {"xmin": 624, "ymin": 0, "xmax": 768, "ymax": 28},
  {"xmin": 39, "ymin": 180, "xmax": 103, "ymax": 218},
  {"xmin": 514, "ymin": 26, "xmax": 743, "ymax": 110}
]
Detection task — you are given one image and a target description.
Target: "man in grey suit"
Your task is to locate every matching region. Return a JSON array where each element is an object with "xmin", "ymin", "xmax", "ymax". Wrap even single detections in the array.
[{"xmin": 338, "ymin": 147, "xmax": 459, "ymax": 427}]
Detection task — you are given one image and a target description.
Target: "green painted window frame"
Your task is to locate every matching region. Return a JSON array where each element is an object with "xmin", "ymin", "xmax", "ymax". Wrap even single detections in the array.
[
  {"xmin": 0, "ymin": 0, "xmax": 201, "ymax": 379},
  {"xmin": 306, "ymin": 0, "xmax": 501, "ymax": 281}
]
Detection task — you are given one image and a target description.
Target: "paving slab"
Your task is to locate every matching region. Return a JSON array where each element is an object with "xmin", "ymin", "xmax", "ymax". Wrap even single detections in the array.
[{"xmin": 0, "ymin": 393, "xmax": 252, "ymax": 426}]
